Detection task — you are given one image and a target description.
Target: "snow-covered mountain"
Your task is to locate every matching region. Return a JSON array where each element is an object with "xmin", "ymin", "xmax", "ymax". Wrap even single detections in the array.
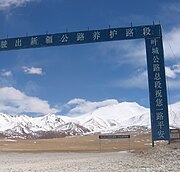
[{"xmin": 0, "ymin": 101, "xmax": 179, "ymax": 138}]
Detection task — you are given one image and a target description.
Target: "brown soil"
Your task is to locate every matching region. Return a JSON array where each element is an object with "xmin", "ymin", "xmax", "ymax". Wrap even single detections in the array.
[{"xmin": 0, "ymin": 132, "xmax": 155, "ymax": 153}]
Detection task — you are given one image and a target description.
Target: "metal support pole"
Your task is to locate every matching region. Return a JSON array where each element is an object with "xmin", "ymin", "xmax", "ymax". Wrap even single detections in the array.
[{"xmin": 152, "ymin": 141, "xmax": 154, "ymax": 147}]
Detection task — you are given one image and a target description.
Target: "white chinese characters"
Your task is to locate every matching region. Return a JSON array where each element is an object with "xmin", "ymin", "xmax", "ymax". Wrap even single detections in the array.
[
  {"xmin": 149, "ymin": 37, "xmax": 167, "ymax": 140},
  {"xmin": 15, "ymin": 39, "xmax": 22, "ymax": 47},
  {"xmin": 31, "ymin": 37, "xmax": 38, "ymax": 46},
  {"xmin": 46, "ymin": 36, "xmax": 53, "ymax": 44},
  {"xmin": 0, "ymin": 40, "xmax": 8, "ymax": 49},
  {"xmin": 77, "ymin": 33, "xmax": 85, "ymax": 41},
  {"xmin": 61, "ymin": 34, "xmax": 68, "ymax": 43},
  {"xmin": 93, "ymin": 31, "xmax": 100, "ymax": 40},
  {"xmin": 126, "ymin": 28, "xmax": 133, "ymax": 37},
  {"xmin": 110, "ymin": 30, "xmax": 117, "ymax": 39},
  {"xmin": 143, "ymin": 27, "xmax": 151, "ymax": 36}
]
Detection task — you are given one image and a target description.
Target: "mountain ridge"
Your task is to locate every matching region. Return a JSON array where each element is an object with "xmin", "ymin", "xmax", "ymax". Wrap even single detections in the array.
[{"xmin": 0, "ymin": 101, "xmax": 179, "ymax": 138}]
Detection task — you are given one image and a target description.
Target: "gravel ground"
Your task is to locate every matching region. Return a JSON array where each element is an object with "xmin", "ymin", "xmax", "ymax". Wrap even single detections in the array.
[{"xmin": 0, "ymin": 142, "xmax": 179, "ymax": 172}]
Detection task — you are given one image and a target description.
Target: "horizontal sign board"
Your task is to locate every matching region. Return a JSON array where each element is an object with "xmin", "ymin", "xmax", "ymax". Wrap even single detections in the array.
[
  {"xmin": 170, "ymin": 129, "xmax": 180, "ymax": 133},
  {"xmin": 0, "ymin": 25, "xmax": 161, "ymax": 51},
  {"xmin": 99, "ymin": 135, "xmax": 130, "ymax": 139}
]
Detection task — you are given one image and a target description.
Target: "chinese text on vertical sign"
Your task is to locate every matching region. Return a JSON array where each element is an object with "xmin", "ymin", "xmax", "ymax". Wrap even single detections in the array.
[{"xmin": 146, "ymin": 37, "xmax": 170, "ymax": 142}]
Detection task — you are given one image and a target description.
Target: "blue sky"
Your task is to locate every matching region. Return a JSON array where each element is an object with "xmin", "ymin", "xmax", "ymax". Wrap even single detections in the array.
[{"xmin": 0, "ymin": 0, "xmax": 180, "ymax": 115}]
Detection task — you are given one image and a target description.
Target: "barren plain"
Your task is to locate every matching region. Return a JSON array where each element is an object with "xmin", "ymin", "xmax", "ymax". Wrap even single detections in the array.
[
  {"xmin": 0, "ymin": 132, "xmax": 151, "ymax": 152},
  {"xmin": 0, "ymin": 133, "xmax": 179, "ymax": 172}
]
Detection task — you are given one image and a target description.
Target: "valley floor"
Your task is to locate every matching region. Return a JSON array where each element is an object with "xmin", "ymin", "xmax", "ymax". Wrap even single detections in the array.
[
  {"xmin": 0, "ymin": 133, "xmax": 151, "ymax": 152},
  {"xmin": 0, "ymin": 133, "xmax": 180, "ymax": 171},
  {"xmin": 0, "ymin": 141, "xmax": 179, "ymax": 172}
]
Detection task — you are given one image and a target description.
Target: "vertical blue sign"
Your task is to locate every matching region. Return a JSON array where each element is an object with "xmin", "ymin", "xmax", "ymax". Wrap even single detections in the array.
[{"xmin": 145, "ymin": 36, "xmax": 170, "ymax": 145}]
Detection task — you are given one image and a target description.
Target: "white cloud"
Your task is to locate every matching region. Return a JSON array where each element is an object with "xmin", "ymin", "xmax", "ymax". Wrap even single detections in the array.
[
  {"xmin": 172, "ymin": 64, "xmax": 180, "ymax": 73},
  {"xmin": 101, "ymin": 27, "xmax": 180, "ymax": 67},
  {"xmin": 100, "ymin": 40, "xmax": 146, "ymax": 67},
  {"xmin": 1, "ymin": 70, "xmax": 12, "ymax": 77},
  {"xmin": 164, "ymin": 27, "xmax": 180, "ymax": 60},
  {"xmin": 115, "ymin": 65, "xmax": 180, "ymax": 90},
  {"xmin": 24, "ymin": 80, "xmax": 39, "ymax": 95},
  {"xmin": 115, "ymin": 70, "xmax": 148, "ymax": 89},
  {"xmin": 101, "ymin": 27, "xmax": 180, "ymax": 92},
  {"xmin": 165, "ymin": 64, "xmax": 180, "ymax": 79},
  {"xmin": 0, "ymin": 0, "xmax": 40, "ymax": 10},
  {"xmin": 0, "ymin": 76, "xmax": 16, "ymax": 87},
  {"xmin": 165, "ymin": 67, "xmax": 176, "ymax": 79},
  {"xmin": 0, "ymin": 87, "xmax": 58, "ymax": 114},
  {"xmin": 66, "ymin": 98, "xmax": 86, "ymax": 106},
  {"xmin": 65, "ymin": 98, "xmax": 119, "ymax": 116},
  {"xmin": 165, "ymin": 2, "xmax": 180, "ymax": 12},
  {"xmin": 170, "ymin": 101, "xmax": 180, "ymax": 112},
  {"xmin": 167, "ymin": 80, "xmax": 180, "ymax": 89},
  {"xmin": 23, "ymin": 66, "xmax": 43, "ymax": 75}
]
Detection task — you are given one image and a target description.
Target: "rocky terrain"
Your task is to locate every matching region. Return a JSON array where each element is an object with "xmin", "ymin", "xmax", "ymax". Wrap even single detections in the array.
[{"xmin": 0, "ymin": 141, "xmax": 179, "ymax": 172}]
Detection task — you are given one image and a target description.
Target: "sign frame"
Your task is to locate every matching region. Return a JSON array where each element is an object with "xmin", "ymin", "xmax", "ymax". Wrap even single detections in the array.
[
  {"xmin": 0, "ymin": 24, "xmax": 170, "ymax": 147},
  {"xmin": 99, "ymin": 134, "xmax": 131, "ymax": 152}
]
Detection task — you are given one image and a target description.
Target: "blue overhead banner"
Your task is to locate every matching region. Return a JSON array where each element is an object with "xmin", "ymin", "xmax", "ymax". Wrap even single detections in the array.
[
  {"xmin": 0, "ymin": 25, "xmax": 161, "ymax": 51},
  {"xmin": 145, "ymin": 37, "xmax": 170, "ymax": 143}
]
